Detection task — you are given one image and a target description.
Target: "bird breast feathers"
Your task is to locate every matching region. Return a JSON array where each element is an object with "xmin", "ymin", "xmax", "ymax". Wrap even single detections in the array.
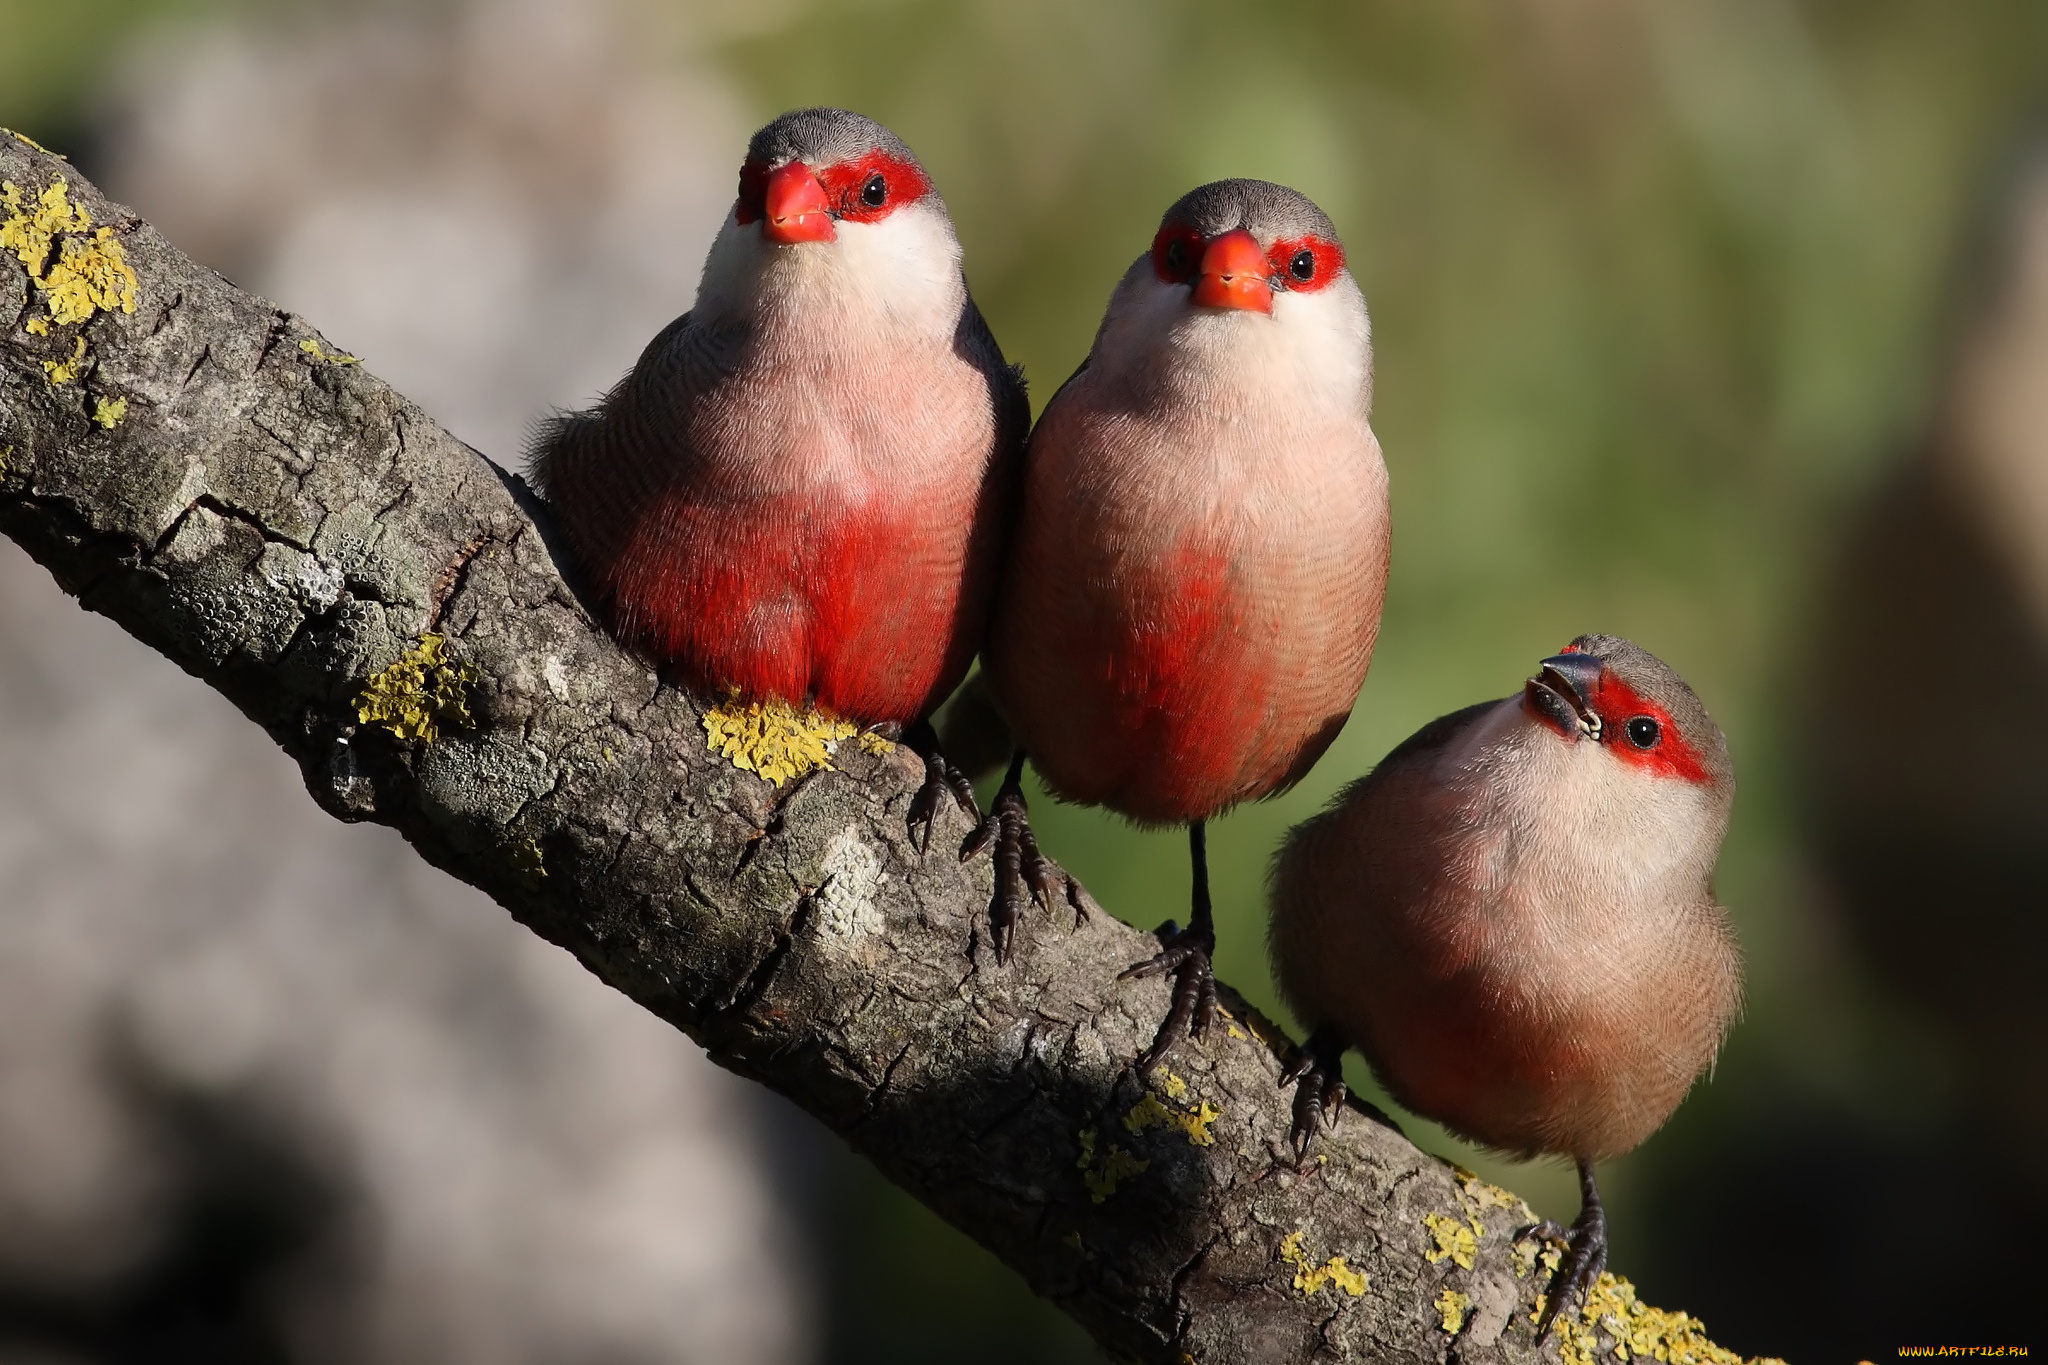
[{"xmin": 1422, "ymin": 702, "xmax": 1727, "ymax": 954}]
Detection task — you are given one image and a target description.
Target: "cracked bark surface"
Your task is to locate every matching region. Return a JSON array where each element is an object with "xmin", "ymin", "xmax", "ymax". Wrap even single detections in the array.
[{"xmin": 0, "ymin": 136, "xmax": 1715, "ymax": 1365}]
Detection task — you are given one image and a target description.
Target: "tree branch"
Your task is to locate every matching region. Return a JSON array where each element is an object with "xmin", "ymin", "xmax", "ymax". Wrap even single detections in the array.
[{"xmin": 0, "ymin": 135, "xmax": 1758, "ymax": 1365}]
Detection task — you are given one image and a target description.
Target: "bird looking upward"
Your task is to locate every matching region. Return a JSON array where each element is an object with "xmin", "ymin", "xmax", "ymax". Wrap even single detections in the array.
[
  {"xmin": 1267, "ymin": 635, "xmax": 1741, "ymax": 1335},
  {"xmin": 978, "ymin": 179, "xmax": 1389, "ymax": 1070},
  {"xmin": 531, "ymin": 107, "xmax": 1025, "ymax": 832}
]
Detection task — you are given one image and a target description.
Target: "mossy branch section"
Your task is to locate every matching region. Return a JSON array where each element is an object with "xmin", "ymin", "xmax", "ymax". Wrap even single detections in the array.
[{"xmin": 0, "ymin": 136, "xmax": 1759, "ymax": 1365}]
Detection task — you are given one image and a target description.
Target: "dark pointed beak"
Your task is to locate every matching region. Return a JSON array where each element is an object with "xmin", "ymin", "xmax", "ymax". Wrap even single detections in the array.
[{"xmin": 1524, "ymin": 652, "xmax": 1604, "ymax": 739}]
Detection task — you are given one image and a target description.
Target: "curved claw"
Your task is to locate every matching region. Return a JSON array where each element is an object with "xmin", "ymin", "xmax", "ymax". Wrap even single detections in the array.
[
  {"xmin": 1122, "ymin": 926, "xmax": 1216, "ymax": 1075},
  {"xmin": 904, "ymin": 723, "xmax": 982, "ymax": 855},
  {"xmin": 960, "ymin": 752, "xmax": 1073, "ymax": 964},
  {"xmin": 1280, "ymin": 1028, "xmax": 1349, "ymax": 1159},
  {"xmin": 1531, "ymin": 1160, "xmax": 1608, "ymax": 1342}
]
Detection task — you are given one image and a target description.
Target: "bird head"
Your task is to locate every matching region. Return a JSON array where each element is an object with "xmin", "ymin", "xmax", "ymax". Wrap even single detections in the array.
[
  {"xmin": 1148, "ymin": 179, "xmax": 1349, "ymax": 318},
  {"xmin": 733, "ymin": 107, "xmax": 934, "ymax": 246},
  {"xmin": 1089, "ymin": 179, "xmax": 1371, "ymax": 415},
  {"xmin": 1504, "ymin": 634, "xmax": 1735, "ymax": 901},
  {"xmin": 1521, "ymin": 634, "xmax": 1732, "ymax": 794},
  {"xmin": 697, "ymin": 108, "xmax": 960, "ymax": 332}
]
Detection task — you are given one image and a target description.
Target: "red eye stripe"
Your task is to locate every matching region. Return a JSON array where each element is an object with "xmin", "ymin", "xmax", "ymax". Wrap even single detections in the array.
[
  {"xmin": 1151, "ymin": 225, "xmax": 1204, "ymax": 284},
  {"xmin": 816, "ymin": 150, "xmax": 931, "ymax": 223},
  {"xmin": 1586, "ymin": 671, "xmax": 1711, "ymax": 784},
  {"xmin": 734, "ymin": 152, "xmax": 930, "ymax": 227},
  {"xmin": 1269, "ymin": 235, "xmax": 1343, "ymax": 293},
  {"xmin": 735, "ymin": 156, "xmax": 769, "ymax": 224}
]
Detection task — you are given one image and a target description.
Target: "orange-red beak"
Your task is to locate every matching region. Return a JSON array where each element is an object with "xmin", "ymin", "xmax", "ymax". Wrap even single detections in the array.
[
  {"xmin": 763, "ymin": 161, "xmax": 833, "ymax": 244},
  {"xmin": 1190, "ymin": 229, "xmax": 1271, "ymax": 313}
]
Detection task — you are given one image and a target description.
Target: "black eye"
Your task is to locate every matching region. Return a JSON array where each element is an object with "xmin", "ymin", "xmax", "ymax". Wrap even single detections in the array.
[
  {"xmin": 1625, "ymin": 716, "xmax": 1660, "ymax": 749},
  {"xmin": 1165, "ymin": 238, "xmax": 1188, "ymax": 272},
  {"xmin": 1289, "ymin": 249, "xmax": 1315, "ymax": 282},
  {"xmin": 860, "ymin": 173, "xmax": 887, "ymax": 208}
]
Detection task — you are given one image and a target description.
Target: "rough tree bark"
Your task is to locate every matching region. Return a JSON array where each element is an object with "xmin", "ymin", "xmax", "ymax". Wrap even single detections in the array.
[{"xmin": 0, "ymin": 134, "xmax": 1768, "ymax": 1365}]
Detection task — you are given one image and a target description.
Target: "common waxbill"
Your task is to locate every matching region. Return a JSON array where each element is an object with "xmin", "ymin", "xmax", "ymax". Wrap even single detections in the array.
[
  {"xmin": 1267, "ymin": 634, "xmax": 1740, "ymax": 1334},
  {"xmin": 531, "ymin": 108, "xmax": 1025, "ymax": 834},
  {"xmin": 978, "ymin": 179, "xmax": 1389, "ymax": 1067}
]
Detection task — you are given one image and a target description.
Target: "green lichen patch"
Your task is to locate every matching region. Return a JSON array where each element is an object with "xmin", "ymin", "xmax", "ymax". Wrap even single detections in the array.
[
  {"xmin": 1076, "ymin": 1127, "xmax": 1147, "ymax": 1204},
  {"xmin": 702, "ymin": 696, "xmax": 857, "ymax": 787},
  {"xmin": 1277, "ymin": 1229, "xmax": 1367, "ymax": 1298},
  {"xmin": 355, "ymin": 633, "xmax": 479, "ymax": 743},
  {"xmin": 92, "ymin": 396, "xmax": 126, "ymax": 428}
]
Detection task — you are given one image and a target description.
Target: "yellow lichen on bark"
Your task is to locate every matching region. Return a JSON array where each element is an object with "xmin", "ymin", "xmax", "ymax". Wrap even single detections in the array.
[
  {"xmin": 1277, "ymin": 1230, "xmax": 1368, "ymax": 1298},
  {"xmin": 2, "ymin": 177, "xmax": 137, "ymax": 325},
  {"xmin": 509, "ymin": 837, "xmax": 546, "ymax": 889},
  {"xmin": 1548, "ymin": 1273, "xmax": 1787, "ymax": 1365},
  {"xmin": 1075, "ymin": 1128, "xmax": 1148, "ymax": 1204},
  {"xmin": 355, "ymin": 634, "xmax": 480, "ymax": 743},
  {"xmin": 1422, "ymin": 1211, "xmax": 1479, "ymax": 1270},
  {"xmin": 41, "ymin": 226, "xmax": 138, "ymax": 324},
  {"xmin": 1, "ymin": 177, "xmax": 87, "ymax": 277},
  {"xmin": 701, "ymin": 697, "xmax": 857, "ymax": 787},
  {"xmin": 41, "ymin": 336, "xmax": 85, "ymax": 385},
  {"xmin": 299, "ymin": 338, "xmax": 361, "ymax": 365},
  {"xmin": 3, "ymin": 128, "xmax": 62, "ymax": 156},
  {"xmin": 5, "ymin": 175, "xmax": 140, "ymax": 394},
  {"xmin": 1453, "ymin": 1165, "xmax": 1527, "ymax": 1217},
  {"xmin": 1436, "ymin": 1287, "xmax": 1470, "ymax": 1333},
  {"xmin": 1122, "ymin": 1072, "xmax": 1221, "ymax": 1147},
  {"xmin": 92, "ymin": 396, "xmax": 126, "ymax": 428}
]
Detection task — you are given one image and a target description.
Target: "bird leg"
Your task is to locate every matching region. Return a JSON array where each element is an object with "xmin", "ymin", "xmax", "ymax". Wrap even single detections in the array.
[
  {"xmin": 903, "ymin": 719, "xmax": 981, "ymax": 854},
  {"xmin": 1120, "ymin": 822, "xmax": 1219, "ymax": 1074},
  {"xmin": 1278, "ymin": 1026, "xmax": 1349, "ymax": 1159},
  {"xmin": 1527, "ymin": 1157, "xmax": 1608, "ymax": 1342},
  {"xmin": 959, "ymin": 751, "xmax": 1069, "ymax": 964}
]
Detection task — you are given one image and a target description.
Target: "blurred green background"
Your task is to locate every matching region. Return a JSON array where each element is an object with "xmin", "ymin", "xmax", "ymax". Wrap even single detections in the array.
[{"xmin": 9, "ymin": 0, "xmax": 2048, "ymax": 1359}]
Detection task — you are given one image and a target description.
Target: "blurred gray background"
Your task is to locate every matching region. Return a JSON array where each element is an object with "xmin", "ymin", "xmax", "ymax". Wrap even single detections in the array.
[{"xmin": 4, "ymin": 0, "xmax": 2048, "ymax": 1360}]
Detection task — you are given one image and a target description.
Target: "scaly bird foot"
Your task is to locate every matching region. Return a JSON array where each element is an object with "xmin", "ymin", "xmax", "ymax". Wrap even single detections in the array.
[
  {"xmin": 1278, "ymin": 1026, "xmax": 1349, "ymax": 1160},
  {"xmin": 1527, "ymin": 1160, "xmax": 1608, "ymax": 1342},
  {"xmin": 959, "ymin": 752, "xmax": 1070, "ymax": 964},
  {"xmin": 1119, "ymin": 921, "xmax": 1217, "ymax": 1075},
  {"xmin": 903, "ymin": 721, "xmax": 981, "ymax": 854}
]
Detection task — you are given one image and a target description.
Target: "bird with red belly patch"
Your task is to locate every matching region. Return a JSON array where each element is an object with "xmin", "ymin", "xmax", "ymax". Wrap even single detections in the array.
[
  {"xmin": 978, "ymin": 180, "xmax": 1389, "ymax": 1069},
  {"xmin": 1267, "ymin": 634, "xmax": 1740, "ymax": 1336},
  {"xmin": 531, "ymin": 108, "xmax": 1025, "ymax": 835}
]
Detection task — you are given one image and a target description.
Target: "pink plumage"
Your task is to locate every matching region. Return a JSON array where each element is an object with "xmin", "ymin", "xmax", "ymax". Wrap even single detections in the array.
[
  {"xmin": 1267, "ymin": 635, "xmax": 1740, "ymax": 1335},
  {"xmin": 969, "ymin": 179, "xmax": 1388, "ymax": 1073},
  {"xmin": 988, "ymin": 180, "xmax": 1388, "ymax": 824},
  {"xmin": 531, "ymin": 108, "xmax": 1025, "ymax": 728}
]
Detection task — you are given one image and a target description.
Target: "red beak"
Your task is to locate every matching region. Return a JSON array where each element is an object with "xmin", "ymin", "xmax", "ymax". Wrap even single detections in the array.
[
  {"xmin": 763, "ymin": 161, "xmax": 833, "ymax": 244},
  {"xmin": 1190, "ymin": 229, "xmax": 1271, "ymax": 313}
]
